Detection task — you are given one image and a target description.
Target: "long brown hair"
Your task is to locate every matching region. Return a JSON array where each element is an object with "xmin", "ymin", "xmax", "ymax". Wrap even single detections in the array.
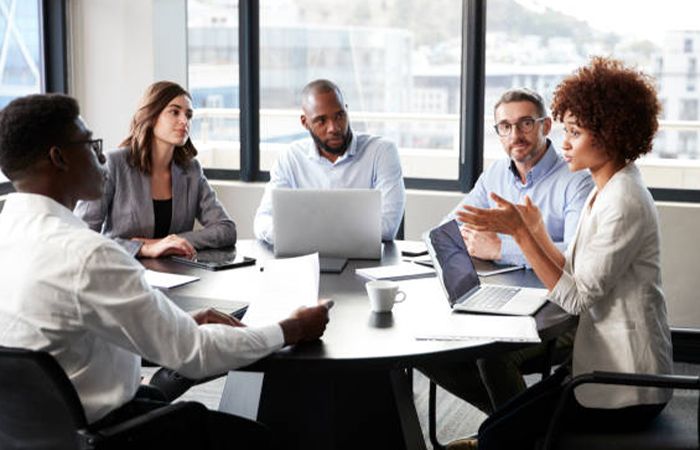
[{"xmin": 121, "ymin": 81, "xmax": 198, "ymax": 174}]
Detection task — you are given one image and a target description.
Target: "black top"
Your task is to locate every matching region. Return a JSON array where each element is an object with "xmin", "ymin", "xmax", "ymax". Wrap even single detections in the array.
[{"xmin": 152, "ymin": 198, "xmax": 172, "ymax": 239}]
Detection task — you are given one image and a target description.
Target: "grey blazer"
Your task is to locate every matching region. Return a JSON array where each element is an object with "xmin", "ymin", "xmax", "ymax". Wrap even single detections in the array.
[{"xmin": 75, "ymin": 147, "xmax": 236, "ymax": 256}]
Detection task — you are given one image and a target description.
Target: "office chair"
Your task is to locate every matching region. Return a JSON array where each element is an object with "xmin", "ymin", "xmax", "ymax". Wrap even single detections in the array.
[
  {"xmin": 0, "ymin": 346, "xmax": 209, "ymax": 450},
  {"xmin": 428, "ymin": 338, "xmax": 564, "ymax": 450},
  {"xmin": 538, "ymin": 371, "xmax": 700, "ymax": 450}
]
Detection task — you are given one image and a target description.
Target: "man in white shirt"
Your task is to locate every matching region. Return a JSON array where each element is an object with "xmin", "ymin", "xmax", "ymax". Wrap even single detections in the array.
[
  {"xmin": 254, "ymin": 79, "xmax": 406, "ymax": 243},
  {"xmin": 0, "ymin": 94, "xmax": 330, "ymax": 446}
]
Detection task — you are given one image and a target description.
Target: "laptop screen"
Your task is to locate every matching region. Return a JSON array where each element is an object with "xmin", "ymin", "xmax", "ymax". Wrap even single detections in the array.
[{"xmin": 426, "ymin": 220, "xmax": 480, "ymax": 305}]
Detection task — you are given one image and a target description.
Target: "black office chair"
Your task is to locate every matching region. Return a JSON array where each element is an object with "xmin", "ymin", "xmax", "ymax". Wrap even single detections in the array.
[
  {"xmin": 428, "ymin": 338, "xmax": 565, "ymax": 450},
  {"xmin": 0, "ymin": 346, "xmax": 209, "ymax": 450},
  {"xmin": 538, "ymin": 371, "xmax": 700, "ymax": 450}
]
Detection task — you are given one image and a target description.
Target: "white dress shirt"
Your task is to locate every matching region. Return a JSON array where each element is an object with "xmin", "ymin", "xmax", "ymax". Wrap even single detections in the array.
[
  {"xmin": 0, "ymin": 193, "xmax": 284, "ymax": 423},
  {"xmin": 254, "ymin": 133, "xmax": 406, "ymax": 243},
  {"xmin": 550, "ymin": 164, "xmax": 673, "ymax": 409}
]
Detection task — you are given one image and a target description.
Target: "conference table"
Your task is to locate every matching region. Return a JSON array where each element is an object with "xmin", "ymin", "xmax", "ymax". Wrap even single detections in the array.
[{"xmin": 142, "ymin": 240, "xmax": 576, "ymax": 450}]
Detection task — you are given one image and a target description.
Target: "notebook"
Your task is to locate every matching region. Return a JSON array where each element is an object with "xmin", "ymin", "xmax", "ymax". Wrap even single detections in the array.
[
  {"xmin": 424, "ymin": 220, "xmax": 548, "ymax": 315},
  {"xmin": 272, "ymin": 188, "xmax": 382, "ymax": 260}
]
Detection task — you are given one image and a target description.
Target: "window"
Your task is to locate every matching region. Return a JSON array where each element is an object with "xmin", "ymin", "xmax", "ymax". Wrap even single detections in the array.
[
  {"xmin": 485, "ymin": 0, "xmax": 700, "ymax": 190},
  {"xmin": 186, "ymin": 0, "xmax": 241, "ymax": 171},
  {"xmin": 0, "ymin": 0, "xmax": 44, "ymax": 185},
  {"xmin": 257, "ymin": 0, "xmax": 463, "ymax": 181}
]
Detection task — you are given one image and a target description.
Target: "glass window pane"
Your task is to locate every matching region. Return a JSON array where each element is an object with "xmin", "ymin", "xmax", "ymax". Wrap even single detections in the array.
[
  {"xmin": 485, "ymin": 0, "xmax": 700, "ymax": 190},
  {"xmin": 259, "ymin": 0, "xmax": 462, "ymax": 180},
  {"xmin": 0, "ymin": 0, "xmax": 43, "ymax": 184},
  {"xmin": 187, "ymin": 0, "xmax": 240, "ymax": 171}
]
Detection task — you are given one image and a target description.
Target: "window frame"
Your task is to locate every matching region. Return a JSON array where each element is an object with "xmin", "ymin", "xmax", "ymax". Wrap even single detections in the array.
[{"xmin": 0, "ymin": 0, "xmax": 68, "ymax": 195}]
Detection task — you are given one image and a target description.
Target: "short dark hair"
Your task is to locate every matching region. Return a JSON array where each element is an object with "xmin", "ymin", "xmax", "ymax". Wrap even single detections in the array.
[
  {"xmin": 301, "ymin": 79, "xmax": 345, "ymax": 106},
  {"xmin": 0, "ymin": 94, "xmax": 80, "ymax": 180},
  {"xmin": 551, "ymin": 56, "xmax": 660, "ymax": 162},
  {"xmin": 494, "ymin": 87, "xmax": 547, "ymax": 119}
]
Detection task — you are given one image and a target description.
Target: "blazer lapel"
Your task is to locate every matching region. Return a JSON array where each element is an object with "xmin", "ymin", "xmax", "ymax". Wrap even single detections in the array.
[{"xmin": 170, "ymin": 163, "xmax": 189, "ymax": 233}]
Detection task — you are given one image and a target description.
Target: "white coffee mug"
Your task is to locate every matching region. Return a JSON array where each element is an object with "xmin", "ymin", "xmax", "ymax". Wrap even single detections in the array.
[{"xmin": 365, "ymin": 280, "xmax": 406, "ymax": 313}]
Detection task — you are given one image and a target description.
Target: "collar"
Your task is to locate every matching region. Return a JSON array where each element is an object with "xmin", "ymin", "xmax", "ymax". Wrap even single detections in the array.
[
  {"xmin": 508, "ymin": 140, "xmax": 558, "ymax": 186},
  {"xmin": 2, "ymin": 192, "xmax": 88, "ymax": 229},
  {"xmin": 305, "ymin": 132, "xmax": 358, "ymax": 164}
]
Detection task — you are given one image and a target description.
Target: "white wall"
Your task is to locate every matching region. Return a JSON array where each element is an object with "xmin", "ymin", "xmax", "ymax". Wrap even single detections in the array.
[{"xmin": 68, "ymin": 0, "xmax": 186, "ymax": 148}]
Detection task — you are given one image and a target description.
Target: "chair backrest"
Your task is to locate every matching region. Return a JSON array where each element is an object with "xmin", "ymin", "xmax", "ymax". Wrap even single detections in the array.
[{"xmin": 0, "ymin": 347, "xmax": 88, "ymax": 450}]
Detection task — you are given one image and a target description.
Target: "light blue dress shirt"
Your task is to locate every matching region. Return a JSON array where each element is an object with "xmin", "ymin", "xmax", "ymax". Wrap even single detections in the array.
[
  {"xmin": 254, "ymin": 133, "xmax": 406, "ymax": 243},
  {"xmin": 446, "ymin": 142, "xmax": 594, "ymax": 266}
]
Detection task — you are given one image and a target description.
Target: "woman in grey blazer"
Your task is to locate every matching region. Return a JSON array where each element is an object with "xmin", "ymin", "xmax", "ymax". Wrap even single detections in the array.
[{"xmin": 75, "ymin": 81, "xmax": 236, "ymax": 258}]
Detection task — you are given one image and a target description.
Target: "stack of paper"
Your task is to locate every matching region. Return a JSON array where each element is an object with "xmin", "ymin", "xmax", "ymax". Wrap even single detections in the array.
[
  {"xmin": 355, "ymin": 262, "xmax": 435, "ymax": 281},
  {"xmin": 415, "ymin": 314, "xmax": 540, "ymax": 343}
]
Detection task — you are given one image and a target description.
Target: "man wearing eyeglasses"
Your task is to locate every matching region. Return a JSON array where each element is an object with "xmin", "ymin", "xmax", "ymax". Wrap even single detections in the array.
[
  {"xmin": 445, "ymin": 87, "xmax": 593, "ymax": 267},
  {"xmin": 0, "ymin": 94, "xmax": 331, "ymax": 448},
  {"xmin": 420, "ymin": 89, "xmax": 593, "ymax": 430}
]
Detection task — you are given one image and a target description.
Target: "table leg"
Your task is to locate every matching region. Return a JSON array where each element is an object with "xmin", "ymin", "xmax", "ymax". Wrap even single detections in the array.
[{"xmin": 249, "ymin": 368, "xmax": 426, "ymax": 450}]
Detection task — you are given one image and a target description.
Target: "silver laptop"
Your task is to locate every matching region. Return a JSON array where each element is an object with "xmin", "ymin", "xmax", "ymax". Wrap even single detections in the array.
[
  {"xmin": 424, "ymin": 220, "xmax": 548, "ymax": 315},
  {"xmin": 272, "ymin": 188, "xmax": 382, "ymax": 259}
]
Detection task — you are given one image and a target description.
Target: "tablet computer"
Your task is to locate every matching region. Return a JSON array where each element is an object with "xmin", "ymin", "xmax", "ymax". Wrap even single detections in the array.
[{"xmin": 171, "ymin": 247, "xmax": 256, "ymax": 271}]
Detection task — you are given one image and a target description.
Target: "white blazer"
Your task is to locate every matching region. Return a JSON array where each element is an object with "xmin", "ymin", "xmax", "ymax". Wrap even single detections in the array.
[{"xmin": 550, "ymin": 163, "xmax": 673, "ymax": 409}]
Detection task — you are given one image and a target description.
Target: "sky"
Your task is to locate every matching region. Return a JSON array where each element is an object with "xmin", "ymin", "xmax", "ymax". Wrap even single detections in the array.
[{"xmin": 516, "ymin": 0, "xmax": 700, "ymax": 43}]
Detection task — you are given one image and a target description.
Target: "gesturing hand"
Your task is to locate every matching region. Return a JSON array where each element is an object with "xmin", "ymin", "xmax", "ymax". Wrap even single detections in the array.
[{"xmin": 456, "ymin": 193, "xmax": 544, "ymax": 238}]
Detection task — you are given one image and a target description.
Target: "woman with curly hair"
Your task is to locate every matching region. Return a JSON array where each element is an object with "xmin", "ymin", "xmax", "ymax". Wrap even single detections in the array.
[
  {"xmin": 75, "ymin": 81, "xmax": 236, "ymax": 258},
  {"xmin": 454, "ymin": 57, "xmax": 673, "ymax": 449}
]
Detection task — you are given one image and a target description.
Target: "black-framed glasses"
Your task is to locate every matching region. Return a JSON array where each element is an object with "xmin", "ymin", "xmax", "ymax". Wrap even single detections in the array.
[
  {"xmin": 493, "ymin": 117, "xmax": 546, "ymax": 137},
  {"xmin": 65, "ymin": 138, "xmax": 103, "ymax": 157}
]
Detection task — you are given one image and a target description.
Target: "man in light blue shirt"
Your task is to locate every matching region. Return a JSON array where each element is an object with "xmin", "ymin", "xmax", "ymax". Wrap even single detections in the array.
[
  {"xmin": 254, "ymin": 79, "xmax": 406, "ymax": 244},
  {"xmin": 447, "ymin": 88, "xmax": 593, "ymax": 267},
  {"xmin": 421, "ymin": 88, "xmax": 592, "ymax": 421}
]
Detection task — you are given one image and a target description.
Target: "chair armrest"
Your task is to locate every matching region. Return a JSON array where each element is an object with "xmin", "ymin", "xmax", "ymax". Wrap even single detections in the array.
[
  {"xmin": 78, "ymin": 401, "xmax": 208, "ymax": 450},
  {"xmin": 541, "ymin": 371, "xmax": 700, "ymax": 450}
]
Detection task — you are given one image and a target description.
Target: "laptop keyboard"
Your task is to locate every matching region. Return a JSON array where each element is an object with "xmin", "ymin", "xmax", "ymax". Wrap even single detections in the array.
[{"xmin": 466, "ymin": 286, "xmax": 520, "ymax": 311}]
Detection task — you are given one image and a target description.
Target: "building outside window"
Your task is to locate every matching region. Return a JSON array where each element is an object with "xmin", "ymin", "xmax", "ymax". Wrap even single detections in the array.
[
  {"xmin": 485, "ymin": 0, "xmax": 700, "ymax": 189},
  {"xmin": 0, "ymin": 0, "xmax": 44, "ymax": 183}
]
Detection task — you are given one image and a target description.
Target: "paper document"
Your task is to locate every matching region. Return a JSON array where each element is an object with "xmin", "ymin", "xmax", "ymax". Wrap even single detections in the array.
[
  {"xmin": 355, "ymin": 262, "xmax": 435, "ymax": 281},
  {"xmin": 144, "ymin": 269, "xmax": 199, "ymax": 289},
  {"xmin": 415, "ymin": 314, "xmax": 540, "ymax": 343},
  {"xmin": 243, "ymin": 253, "xmax": 320, "ymax": 326}
]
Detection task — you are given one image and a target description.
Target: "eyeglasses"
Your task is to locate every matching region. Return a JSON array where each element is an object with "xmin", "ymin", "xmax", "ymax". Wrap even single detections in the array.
[
  {"xmin": 493, "ymin": 117, "xmax": 546, "ymax": 137},
  {"xmin": 65, "ymin": 138, "xmax": 103, "ymax": 157}
]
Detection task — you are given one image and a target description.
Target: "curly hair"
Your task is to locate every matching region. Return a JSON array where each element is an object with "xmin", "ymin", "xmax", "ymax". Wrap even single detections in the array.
[
  {"xmin": 0, "ymin": 94, "xmax": 80, "ymax": 180},
  {"xmin": 121, "ymin": 81, "xmax": 197, "ymax": 174},
  {"xmin": 551, "ymin": 56, "xmax": 660, "ymax": 162}
]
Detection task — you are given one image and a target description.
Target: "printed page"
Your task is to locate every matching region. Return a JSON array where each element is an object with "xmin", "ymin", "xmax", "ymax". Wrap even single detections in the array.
[
  {"xmin": 144, "ymin": 269, "xmax": 200, "ymax": 289},
  {"xmin": 243, "ymin": 253, "xmax": 320, "ymax": 326},
  {"xmin": 415, "ymin": 314, "xmax": 540, "ymax": 343}
]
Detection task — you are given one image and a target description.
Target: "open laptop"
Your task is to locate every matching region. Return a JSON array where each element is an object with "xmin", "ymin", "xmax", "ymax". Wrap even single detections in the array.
[
  {"xmin": 272, "ymin": 188, "xmax": 382, "ymax": 260},
  {"xmin": 424, "ymin": 220, "xmax": 548, "ymax": 315}
]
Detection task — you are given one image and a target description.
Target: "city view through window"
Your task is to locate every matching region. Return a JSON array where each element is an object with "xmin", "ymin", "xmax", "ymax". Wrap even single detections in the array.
[
  {"xmin": 188, "ymin": 0, "xmax": 700, "ymax": 188},
  {"xmin": 0, "ymin": 0, "xmax": 43, "ymax": 183}
]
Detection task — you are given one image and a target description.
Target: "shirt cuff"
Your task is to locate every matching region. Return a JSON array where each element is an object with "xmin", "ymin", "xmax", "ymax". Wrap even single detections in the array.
[
  {"xmin": 253, "ymin": 323, "xmax": 285, "ymax": 350},
  {"xmin": 549, "ymin": 270, "xmax": 578, "ymax": 314}
]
